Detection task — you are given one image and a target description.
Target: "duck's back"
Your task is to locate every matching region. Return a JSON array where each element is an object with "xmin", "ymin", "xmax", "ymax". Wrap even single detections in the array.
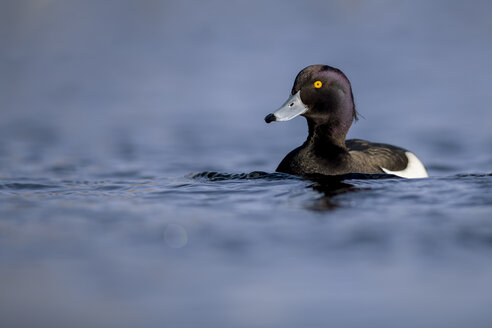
[
  {"xmin": 276, "ymin": 139, "xmax": 428, "ymax": 178},
  {"xmin": 347, "ymin": 139, "xmax": 428, "ymax": 178}
]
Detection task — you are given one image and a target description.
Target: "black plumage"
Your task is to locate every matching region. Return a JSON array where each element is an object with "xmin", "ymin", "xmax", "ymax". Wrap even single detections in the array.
[{"xmin": 265, "ymin": 65, "xmax": 426, "ymax": 178}]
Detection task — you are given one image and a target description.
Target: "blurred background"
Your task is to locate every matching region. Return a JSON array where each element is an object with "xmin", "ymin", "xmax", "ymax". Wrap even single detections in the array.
[
  {"xmin": 2, "ymin": 0, "xmax": 492, "ymax": 176},
  {"xmin": 1, "ymin": 1, "xmax": 492, "ymax": 327}
]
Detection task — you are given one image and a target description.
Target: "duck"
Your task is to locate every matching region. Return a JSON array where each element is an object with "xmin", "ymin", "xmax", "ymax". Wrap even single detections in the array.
[{"xmin": 264, "ymin": 65, "xmax": 428, "ymax": 179}]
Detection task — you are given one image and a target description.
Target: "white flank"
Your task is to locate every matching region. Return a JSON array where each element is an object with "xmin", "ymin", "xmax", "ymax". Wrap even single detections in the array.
[{"xmin": 381, "ymin": 152, "xmax": 428, "ymax": 179}]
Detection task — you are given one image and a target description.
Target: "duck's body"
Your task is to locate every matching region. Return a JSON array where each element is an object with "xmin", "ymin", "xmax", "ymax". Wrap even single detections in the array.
[
  {"xmin": 277, "ymin": 138, "xmax": 428, "ymax": 178},
  {"xmin": 265, "ymin": 65, "xmax": 428, "ymax": 179}
]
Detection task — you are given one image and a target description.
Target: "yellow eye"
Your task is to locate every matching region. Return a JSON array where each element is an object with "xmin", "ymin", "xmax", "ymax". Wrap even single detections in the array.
[{"xmin": 314, "ymin": 80, "xmax": 322, "ymax": 88}]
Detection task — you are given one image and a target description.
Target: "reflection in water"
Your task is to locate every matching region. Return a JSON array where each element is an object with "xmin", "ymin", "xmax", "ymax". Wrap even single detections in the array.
[
  {"xmin": 308, "ymin": 176, "xmax": 359, "ymax": 210},
  {"xmin": 308, "ymin": 173, "xmax": 399, "ymax": 210},
  {"xmin": 191, "ymin": 171, "xmax": 401, "ymax": 211}
]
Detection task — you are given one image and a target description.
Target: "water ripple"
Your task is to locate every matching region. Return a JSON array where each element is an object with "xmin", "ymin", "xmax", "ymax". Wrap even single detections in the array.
[
  {"xmin": 2, "ymin": 183, "xmax": 59, "ymax": 190},
  {"xmin": 188, "ymin": 171, "xmax": 298, "ymax": 181}
]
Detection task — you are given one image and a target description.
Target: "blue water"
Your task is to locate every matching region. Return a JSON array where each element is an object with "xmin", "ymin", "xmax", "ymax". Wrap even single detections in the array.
[{"xmin": 1, "ymin": 1, "xmax": 492, "ymax": 327}]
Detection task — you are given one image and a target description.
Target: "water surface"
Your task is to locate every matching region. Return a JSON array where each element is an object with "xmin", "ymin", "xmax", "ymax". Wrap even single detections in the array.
[{"xmin": 1, "ymin": 1, "xmax": 492, "ymax": 327}]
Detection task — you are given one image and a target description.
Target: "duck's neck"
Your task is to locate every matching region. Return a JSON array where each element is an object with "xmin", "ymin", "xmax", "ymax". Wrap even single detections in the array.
[{"xmin": 306, "ymin": 119, "xmax": 348, "ymax": 155}]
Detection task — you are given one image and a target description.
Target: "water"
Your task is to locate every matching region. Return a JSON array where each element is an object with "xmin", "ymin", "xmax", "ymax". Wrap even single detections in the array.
[{"xmin": 1, "ymin": 1, "xmax": 492, "ymax": 327}]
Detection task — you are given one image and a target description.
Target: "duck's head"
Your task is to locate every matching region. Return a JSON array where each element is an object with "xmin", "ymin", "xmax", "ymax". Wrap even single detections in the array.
[{"xmin": 265, "ymin": 65, "xmax": 357, "ymax": 139}]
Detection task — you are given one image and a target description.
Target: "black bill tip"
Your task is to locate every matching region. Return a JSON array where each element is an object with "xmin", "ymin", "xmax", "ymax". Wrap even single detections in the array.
[{"xmin": 264, "ymin": 113, "xmax": 276, "ymax": 123}]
